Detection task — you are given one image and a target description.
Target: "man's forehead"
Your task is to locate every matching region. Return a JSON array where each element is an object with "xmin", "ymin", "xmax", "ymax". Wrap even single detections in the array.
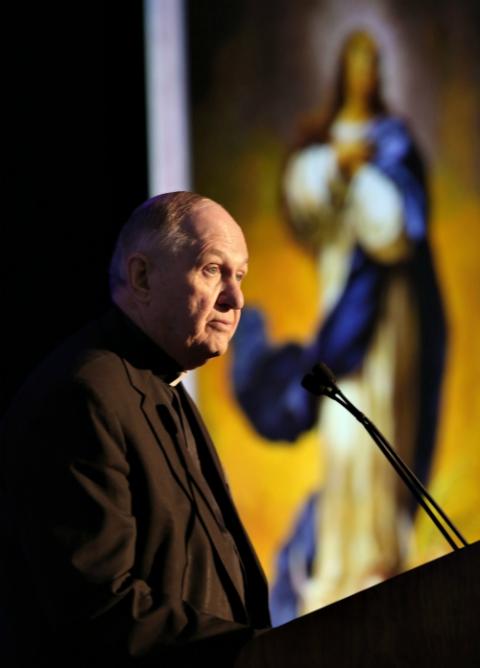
[
  {"xmin": 183, "ymin": 200, "xmax": 247, "ymax": 250},
  {"xmin": 188, "ymin": 199, "xmax": 235, "ymax": 228}
]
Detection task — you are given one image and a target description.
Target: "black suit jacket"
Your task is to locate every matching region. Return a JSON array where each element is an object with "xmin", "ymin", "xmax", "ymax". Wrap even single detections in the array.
[{"xmin": 0, "ymin": 307, "xmax": 270, "ymax": 666}]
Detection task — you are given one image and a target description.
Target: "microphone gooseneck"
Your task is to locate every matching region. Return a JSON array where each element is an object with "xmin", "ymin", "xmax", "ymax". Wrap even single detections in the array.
[{"xmin": 302, "ymin": 363, "xmax": 468, "ymax": 552}]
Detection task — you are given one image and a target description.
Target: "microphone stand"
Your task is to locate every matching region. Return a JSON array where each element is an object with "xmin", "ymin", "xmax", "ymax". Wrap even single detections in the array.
[{"xmin": 302, "ymin": 363, "xmax": 468, "ymax": 552}]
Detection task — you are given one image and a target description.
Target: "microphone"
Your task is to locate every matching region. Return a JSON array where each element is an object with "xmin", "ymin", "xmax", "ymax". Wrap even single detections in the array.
[
  {"xmin": 302, "ymin": 362, "xmax": 468, "ymax": 552},
  {"xmin": 302, "ymin": 362, "xmax": 337, "ymax": 395}
]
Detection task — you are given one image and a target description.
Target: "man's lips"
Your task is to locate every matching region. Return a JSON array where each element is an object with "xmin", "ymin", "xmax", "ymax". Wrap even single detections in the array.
[{"xmin": 207, "ymin": 319, "xmax": 234, "ymax": 332}]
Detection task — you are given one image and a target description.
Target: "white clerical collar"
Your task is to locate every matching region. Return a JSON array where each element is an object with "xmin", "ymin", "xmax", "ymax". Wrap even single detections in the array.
[{"xmin": 168, "ymin": 371, "xmax": 188, "ymax": 387}]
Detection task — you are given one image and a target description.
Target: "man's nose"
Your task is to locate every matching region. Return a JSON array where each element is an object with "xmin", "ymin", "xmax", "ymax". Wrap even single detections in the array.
[{"xmin": 218, "ymin": 278, "xmax": 244, "ymax": 310}]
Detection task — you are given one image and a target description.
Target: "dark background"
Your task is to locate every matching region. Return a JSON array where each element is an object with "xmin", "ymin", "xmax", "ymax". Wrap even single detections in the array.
[{"xmin": 4, "ymin": 4, "xmax": 148, "ymax": 413}]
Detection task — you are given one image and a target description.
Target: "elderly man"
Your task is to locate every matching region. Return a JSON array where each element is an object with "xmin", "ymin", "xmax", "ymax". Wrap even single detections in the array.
[{"xmin": 1, "ymin": 192, "xmax": 270, "ymax": 666}]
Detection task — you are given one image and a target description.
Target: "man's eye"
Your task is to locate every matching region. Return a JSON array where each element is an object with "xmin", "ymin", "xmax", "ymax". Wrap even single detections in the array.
[
  {"xmin": 204, "ymin": 264, "xmax": 219, "ymax": 276},
  {"xmin": 236, "ymin": 272, "xmax": 245, "ymax": 282}
]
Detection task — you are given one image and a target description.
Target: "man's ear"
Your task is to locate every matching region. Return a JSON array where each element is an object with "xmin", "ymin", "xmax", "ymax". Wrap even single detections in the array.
[{"xmin": 126, "ymin": 253, "xmax": 151, "ymax": 303}]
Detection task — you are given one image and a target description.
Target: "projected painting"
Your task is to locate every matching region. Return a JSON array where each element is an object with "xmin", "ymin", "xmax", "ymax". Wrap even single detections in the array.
[{"xmin": 188, "ymin": 0, "xmax": 480, "ymax": 624}]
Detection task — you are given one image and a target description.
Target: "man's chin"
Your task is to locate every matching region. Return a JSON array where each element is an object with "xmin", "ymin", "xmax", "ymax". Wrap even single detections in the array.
[
  {"xmin": 184, "ymin": 340, "xmax": 229, "ymax": 370},
  {"xmin": 204, "ymin": 342, "xmax": 228, "ymax": 361}
]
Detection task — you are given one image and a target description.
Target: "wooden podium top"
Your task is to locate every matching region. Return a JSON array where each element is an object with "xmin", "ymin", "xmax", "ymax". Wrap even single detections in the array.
[{"xmin": 237, "ymin": 540, "xmax": 480, "ymax": 667}]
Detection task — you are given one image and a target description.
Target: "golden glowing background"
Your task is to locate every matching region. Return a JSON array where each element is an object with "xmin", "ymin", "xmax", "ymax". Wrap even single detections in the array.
[{"xmin": 189, "ymin": 0, "xmax": 480, "ymax": 580}]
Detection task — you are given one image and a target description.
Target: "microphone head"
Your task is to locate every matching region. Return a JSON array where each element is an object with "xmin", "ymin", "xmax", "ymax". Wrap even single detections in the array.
[
  {"xmin": 301, "ymin": 373, "xmax": 327, "ymax": 396},
  {"xmin": 301, "ymin": 362, "xmax": 337, "ymax": 396},
  {"xmin": 312, "ymin": 362, "xmax": 337, "ymax": 387}
]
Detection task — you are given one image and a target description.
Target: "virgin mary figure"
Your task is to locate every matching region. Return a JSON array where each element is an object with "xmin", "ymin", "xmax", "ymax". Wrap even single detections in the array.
[{"xmin": 232, "ymin": 30, "xmax": 447, "ymax": 622}]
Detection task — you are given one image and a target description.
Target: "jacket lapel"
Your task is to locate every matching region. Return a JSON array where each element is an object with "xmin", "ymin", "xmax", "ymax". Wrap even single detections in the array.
[{"xmin": 123, "ymin": 362, "xmax": 252, "ymax": 614}]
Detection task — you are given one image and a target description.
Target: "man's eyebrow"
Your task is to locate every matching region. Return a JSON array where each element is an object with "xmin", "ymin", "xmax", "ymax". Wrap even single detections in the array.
[{"xmin": 201, "ymin": 249, "xmax": 249, "ymax": 265}]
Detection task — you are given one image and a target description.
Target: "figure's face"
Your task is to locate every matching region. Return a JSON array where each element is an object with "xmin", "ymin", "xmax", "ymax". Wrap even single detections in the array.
[
  {"xmin": 344, "ymin": 34, "xmax": 379, "ymax": 102},
  {"xmin": 145, "ymin": 200, "xmax": 248, "ymax": 370}
]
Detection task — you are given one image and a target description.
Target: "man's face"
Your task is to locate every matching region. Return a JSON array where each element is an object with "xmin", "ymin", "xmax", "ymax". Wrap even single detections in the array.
[{"xmin": 145, "ymin": 200, "xmax": 248, "ymax": 370}]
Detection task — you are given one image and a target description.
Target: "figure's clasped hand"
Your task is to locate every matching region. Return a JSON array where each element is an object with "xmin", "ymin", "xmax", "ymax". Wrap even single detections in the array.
[{"xmin": 335, "ymin": 139, "xmax": 374, "ymax": 178}]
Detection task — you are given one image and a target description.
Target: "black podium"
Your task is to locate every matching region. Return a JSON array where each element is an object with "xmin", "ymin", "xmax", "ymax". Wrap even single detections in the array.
[{"xmin": 236, "ymin": 541, "xmax": 480, "ymax": 666}]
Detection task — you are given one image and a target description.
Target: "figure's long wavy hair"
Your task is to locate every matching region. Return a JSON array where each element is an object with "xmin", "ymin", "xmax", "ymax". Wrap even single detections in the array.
[{"xmin": 292, "ymin": 30, "xmax": 388, "ymax": 151}]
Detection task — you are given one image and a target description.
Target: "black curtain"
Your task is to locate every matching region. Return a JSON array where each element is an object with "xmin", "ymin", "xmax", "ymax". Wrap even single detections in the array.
[{"xmin": 4, "ymin": 3, "xmax": 148, "ymax": 413}]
